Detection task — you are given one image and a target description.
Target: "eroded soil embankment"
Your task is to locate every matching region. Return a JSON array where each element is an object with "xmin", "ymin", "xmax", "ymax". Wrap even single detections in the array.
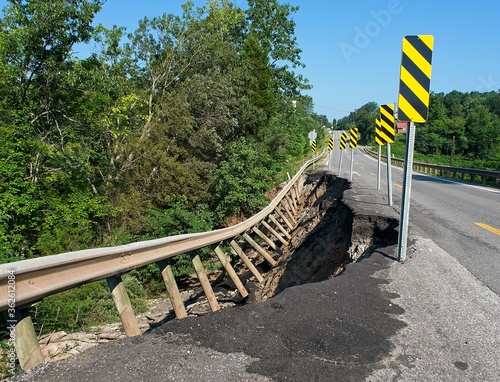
[{"xmin": 252, "ymin": 171, "xmax": 398, "ymax": 301}]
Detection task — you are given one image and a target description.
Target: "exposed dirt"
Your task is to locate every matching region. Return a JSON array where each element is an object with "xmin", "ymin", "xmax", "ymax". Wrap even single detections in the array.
[{"xmin": 249, "ymin": 171, "xmax": 398, "ymax": 302}]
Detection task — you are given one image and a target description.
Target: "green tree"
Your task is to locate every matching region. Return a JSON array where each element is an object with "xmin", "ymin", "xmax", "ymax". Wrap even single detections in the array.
[
  {"xmin": 211, "ymin": 138, "xmax": 273, "ymax": 221},
  {"xmin": 0, "ymin": 0, "xmax": 106, "ymax": 260},
  {"xmin": 464, "ymin": 105, "xmax": 498, "ymax": 159}
]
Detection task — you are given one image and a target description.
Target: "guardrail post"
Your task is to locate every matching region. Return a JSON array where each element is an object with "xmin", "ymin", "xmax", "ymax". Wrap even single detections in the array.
[
  {"xmin": 156, "ymin": 260, "xmax": 187, "ymax": 319},
  {"xmin": 253, "ymin": 226, "xmax": 277, "ymax": 251},
  {"xmin": 275, "ymin": 208, "xmax": 294, "ymax": 231},
  {"xmin": 290, "ymin": 185, "xmax": 298, "ymax": 208},
  {"xmin": 190, "ymin": 253, "xmax": 220, "ymax": 312},
  {"xmin": 294, "ymin": 183, "xmax": 301, "ymax": 203},
  {"xmin": 213, "ymin": 246, "xmax": 248, "ymax": 298},
  {"xmin": 280, "ymin": 201, "xmax": 296, "ymax": 226},
  {"xmin": 242, "ymin": 233, "xmax": 277, "ymax": 266},
  {"xmin": 261, "ymin": 220, "xmax": 289, "ymax": 246},
  {"xmin": 229, "ymin": 240, "xmax": 264, "ymax": 283},
  {"xmin": 289, "ymin": 190, "xmax": 298, "ymax": 211},
  {"xmin": 107, "ymin": 275, "xmax": 141, "ymax": 337},
  {"xmin": 4, "ymin": 308, "xmax": 45, "ymax": 371},
  {"xmin": 285, "ymin": 194, "xmax": 297, "ymax": 215},
  {"xmin": 269, "ymin": 214, "xmax": 292, "ymax": 240}
]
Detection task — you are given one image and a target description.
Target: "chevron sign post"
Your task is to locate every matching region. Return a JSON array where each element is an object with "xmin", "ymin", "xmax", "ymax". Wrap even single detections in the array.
[
  {"xmin": 397, "ymin": 35, "xmax": 434, "ymax": 262},
  {"xmin": 375, "ymin": 118, "xmax": 383, "ymax": 190},
  {"xmin": 308, "ymin": 130, "xmax": 317, "ymax": 169},
  {"xmin": 380, "ymin": 104, "xmax": 395, "ymax": 206},
  {"xmin": 349, "ymin": 128, "xmax": 358, "ymax": 181},
  {"xmin": 327, "ymin": 137, "xmax": 334, "ymax": 171},
  {"xmin": 338, "ymin": 132, "xmax": 347, "ymax": 176}
]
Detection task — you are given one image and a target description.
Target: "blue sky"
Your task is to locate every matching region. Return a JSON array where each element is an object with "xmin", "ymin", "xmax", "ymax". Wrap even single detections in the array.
[{"xmin": 2, "ymin": 0, "xmax": 500, "ymax": 122}]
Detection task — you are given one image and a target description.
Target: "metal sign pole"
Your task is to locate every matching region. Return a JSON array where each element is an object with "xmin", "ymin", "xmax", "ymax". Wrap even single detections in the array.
[
  {"xmin": 328, "ymin": 150, "xmax": 332, "ymax": 171},
  {"xmin": 308, "ymin": 130, "xmax": 317, "ymax": 170},
  {"xmin": 377, "ymin": 145, "xmax": 381, "ymax": 190},
  {"xmin": 386, "ymin": 143, "xmax": 393, "ymax": 206},
  {"xmin": 338, "ymin": 151, "xmax": 343, "ymax": 176},
  {"xmin": 349, "ymin": 148, "xmax": 354, "ymax": 181},
  {"xmin": 397, "ymin": 121, "xmax": 416, "ymax": 262}
]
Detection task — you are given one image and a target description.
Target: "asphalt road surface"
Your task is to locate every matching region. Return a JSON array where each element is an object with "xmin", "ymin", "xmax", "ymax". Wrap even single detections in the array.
[{"xmin": 328, "ymin": 131, "xmax": 500, "ymax": 296}]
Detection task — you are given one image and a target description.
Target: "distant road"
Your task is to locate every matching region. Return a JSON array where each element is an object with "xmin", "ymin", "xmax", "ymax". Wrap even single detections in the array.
[{"xmin": 326, "ymin": 131, "xmax": 500, "ymax": 295}]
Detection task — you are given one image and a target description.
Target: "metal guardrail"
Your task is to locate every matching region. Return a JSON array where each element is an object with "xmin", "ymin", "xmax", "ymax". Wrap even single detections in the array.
[
  {"xmin": 364, "ymin": 148, "xmax": 500, "ymax": 187},
  {"xmin": 1, "ymin": 150, "xmax": 325, "ymax": 371}
]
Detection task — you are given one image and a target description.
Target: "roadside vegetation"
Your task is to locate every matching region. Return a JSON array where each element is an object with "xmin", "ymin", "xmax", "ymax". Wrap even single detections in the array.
[{"xmin": 0, "ymin": 0, "xmax": 330, "ymax": 371}]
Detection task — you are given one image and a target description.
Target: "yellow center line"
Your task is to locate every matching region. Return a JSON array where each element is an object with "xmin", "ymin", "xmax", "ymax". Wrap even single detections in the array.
[
  {"xmin": 370, "ymin": 172, "xmax": 376, "ymax": 176},
  {"xmin": 475, "ymin": 223, "xmax": 500, "ymax": 236},
  {"xmin": 394, "ymin": 183, "xmax": 403, "ymax": 189}
]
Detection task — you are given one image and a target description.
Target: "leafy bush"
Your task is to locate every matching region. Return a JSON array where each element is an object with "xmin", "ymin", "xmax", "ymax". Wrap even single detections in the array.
[{"xmin": 211, "ymin": 138, "xmax": 273, "ymax": 222}]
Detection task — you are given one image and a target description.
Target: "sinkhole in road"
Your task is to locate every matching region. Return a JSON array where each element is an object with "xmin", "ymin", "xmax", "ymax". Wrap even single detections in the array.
[{"xmin": 247, "ymin": 171, "xmax": 399, "ymax": 302}]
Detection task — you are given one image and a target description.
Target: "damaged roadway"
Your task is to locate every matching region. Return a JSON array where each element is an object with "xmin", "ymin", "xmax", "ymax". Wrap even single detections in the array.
[{"xmin": 10, "ymin": 170, "xmax": 500, "ymax": 382}]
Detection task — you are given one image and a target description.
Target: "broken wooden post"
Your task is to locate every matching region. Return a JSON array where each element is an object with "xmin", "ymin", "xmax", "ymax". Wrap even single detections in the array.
[
  {"xmin": 242, "ymin": 233, "xmax": 277, "ymax": 266},
  {"xmin": 107, "ymin": 275, "xmax": 141, "ymax": 337},
  {"xmin": 229, "ymin": 240, "xmax": 264, "ymax": 283},
  {"xmin": 157, "ymin": 260, "xmax": 187, "ymax": 319},
  {"xmin": 214, "ymin": 246, "xmax": 248, "ymax": 298},
  {"xmin": 190, "ymin": 253, "xmax": 220, "ymax": 312}
]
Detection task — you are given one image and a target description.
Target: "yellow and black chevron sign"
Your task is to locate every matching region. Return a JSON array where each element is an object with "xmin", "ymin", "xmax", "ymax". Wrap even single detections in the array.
[
  {"xmin": 375, "ymin": 118, "xmax": 384, "ymax": 146},
  {"xmin": 397, "ymin": 35, "xmax": 434, "ymax": 123},
  {"xmin": 349, "ymin": 127, "xmax": 358, "ymax": 148},
  {"xmin": 339, "ymin": 133, "xmax": 347, "ymax": 150},
  {"xmin": 379, "ymin": 104, "xmax": 395, "ymax": 143},
  {"xmin": 311, "ymin": 140, "xmax": 317, "ymax": 152},
  {"xmin": 327, "ymin": 137, "xmax": 334, "ymax": 151}
]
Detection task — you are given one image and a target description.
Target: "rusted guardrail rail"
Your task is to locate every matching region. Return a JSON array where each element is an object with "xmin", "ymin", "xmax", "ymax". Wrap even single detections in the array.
[
  {"xmin": 364, "ymin": 148, "xmax": 500, "ymax": 187},
  {"xmin": 0, "ymin": 152, "xmax": 325, "ymax": 371}
]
